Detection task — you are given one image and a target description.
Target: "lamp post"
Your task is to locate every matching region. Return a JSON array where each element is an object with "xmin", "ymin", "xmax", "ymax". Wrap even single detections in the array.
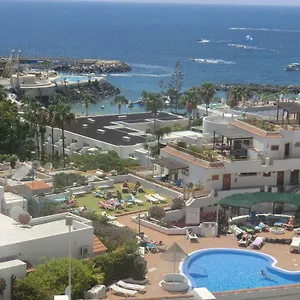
[
  {"xmin": 65, "ymin": 215, "xmax": 73, "ymax": 300},
  {"xmin": 138, "ymin": 213, "xmax": 141, "ymax": 235}
]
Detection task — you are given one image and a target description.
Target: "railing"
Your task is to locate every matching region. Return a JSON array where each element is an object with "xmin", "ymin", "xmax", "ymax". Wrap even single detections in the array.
[{"xmin": 285, "ymin": 180, "xmax": 300, "ymax": 193}]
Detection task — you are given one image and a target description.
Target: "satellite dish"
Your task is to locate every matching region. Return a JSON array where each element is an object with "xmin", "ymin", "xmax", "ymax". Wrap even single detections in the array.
[
  {"xmin": 10, "ymin": 206, "xmax": 24, "ymax": 221},
  {"xmin": 18, "ymin": 212, "xmax": 31, "ymax": 225},
  {"xmin": 44, "ymin": 162, "xmax": 53, "ymax": 172},
  {"xmin": 32, "ymin": 160, "xmax": 40, "ymax": 170}
]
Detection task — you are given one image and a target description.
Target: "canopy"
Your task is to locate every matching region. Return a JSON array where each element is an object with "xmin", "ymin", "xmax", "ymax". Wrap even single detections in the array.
[{"xmin": 219, "ymin": 192, "xmax": 300, "ymax": 209}]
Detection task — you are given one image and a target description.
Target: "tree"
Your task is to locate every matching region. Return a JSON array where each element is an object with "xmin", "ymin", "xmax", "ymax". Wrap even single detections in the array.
[
  {"xmin": 150, "ymin": 124, "xmax": 171, "ymax": 149},
  {"xmin": 181, "ymin": 86, "xmax": 203, "ymax": 119},
  {"xmin": 82, "ymin": 93, "xmax": 96, "ymax": 116},
  {"xmin": 148, "ymin": 206, "xmax": 166, "ymax": 220},
  {"xmin": 37, "ymin": 108, "xmax": 49, "ymax": 162},
  {"xmin": 200, "ymin": 83, "xmax": 216, "ymax": 115},
  {"xmin": 0, "ymin": 85, "xmax": 7, "ymax": 102},
  {"xmin": 227, "ymin": 86, "xmax": 247, "ymax": 108},
  {"xmin": 113, "ymin": 95, "xmax": 128, "ymax": 114},
  {"xmin": 168, "ymin": 60, "xmax": 184, "ymax": 113},
  {"xmin": 22, "ymin": 96, "xmax": 43, "ymax": 159},
  {"xmin": 13, "ymin": 257, "xmax": 94, "ymax": 300},
  {"xmin": 0, "ymin": 278, "xmax": 6, "ymax": 299},
  {"xmin": 142, "ymin": 91, "xmax": 164, "ymax": 117},
  {"xmin": 54, "ymin": 102, "xmax": 75, "ymax": 166}
]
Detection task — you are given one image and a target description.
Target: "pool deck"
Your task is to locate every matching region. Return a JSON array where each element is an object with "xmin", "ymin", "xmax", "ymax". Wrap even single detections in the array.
[{"xmin": 106, "ymin": 213, "xmax": 300, "ymax": 299}]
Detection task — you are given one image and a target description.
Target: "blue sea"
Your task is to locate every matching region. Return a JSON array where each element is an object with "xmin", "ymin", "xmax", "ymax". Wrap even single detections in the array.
[{"xmin": 1, "ymin": 1, "xmax": 300, "ymax": 114}]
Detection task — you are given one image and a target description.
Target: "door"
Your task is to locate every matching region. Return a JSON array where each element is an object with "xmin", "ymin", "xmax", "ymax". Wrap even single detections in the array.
[
  {"xmin": 290, "ymin": 170, "xmax": 299, "ymax": 185},
  {"xmin": 222, "ymin": 174, "xmax": 231, "ymax": 191},
  {"xmin": 277, "ymin": 171, "xmax": 284, "ymax": 192},
  {"xmin": 284, "ymin": 143, "xmax": 290, "ymax": 157}
]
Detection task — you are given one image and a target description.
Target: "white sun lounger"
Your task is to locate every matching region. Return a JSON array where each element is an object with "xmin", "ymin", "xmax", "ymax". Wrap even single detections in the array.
[
  {"xmin": 152, "ymin": 194, "xmax": 167, "ymax": 202},
  {"xmin": 132, "ymin": 198, "xmax": 144, "ymax": 205},
  {"xmin": 145, "ymin": 195, "xmax": 160, "ymax": 204},
  {"xmin": 186, "ymin": 230, "xmax": 198, "ymax": 241},
  {"xmin": 117, "ymin": 280, "xmax": 145, "ymax": 292},
  {"xmin": 290, "ymin": 237, "xmax": 300, "ymax": 253},
  {"xmin": 110, "ymin": 284, "xmax": 138, "ymax": 297}
]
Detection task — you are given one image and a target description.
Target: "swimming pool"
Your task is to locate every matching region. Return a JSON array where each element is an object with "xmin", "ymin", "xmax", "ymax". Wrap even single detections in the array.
[
  {"xmin": 181, "ymin": 248, "xmax": 300, "ymax": 292},
  {"xmin": 56, "ymin": 75, "xmax": 105, "ymax": 83}
]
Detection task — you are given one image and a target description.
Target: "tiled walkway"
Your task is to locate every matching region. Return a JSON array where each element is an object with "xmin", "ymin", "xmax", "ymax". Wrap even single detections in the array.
[{"xmin": 106, "ymin": 213, "xmax": 300, "ymax": 299}]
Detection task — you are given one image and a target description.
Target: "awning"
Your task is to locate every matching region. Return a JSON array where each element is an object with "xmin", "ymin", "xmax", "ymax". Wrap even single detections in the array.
[
  {"xmin": 219, "ymin": 192, "xmax": 300, "ymax": 208},
  {"xmin": 154, "ymin": 157, "xmax": 189, "ymax": 170}
]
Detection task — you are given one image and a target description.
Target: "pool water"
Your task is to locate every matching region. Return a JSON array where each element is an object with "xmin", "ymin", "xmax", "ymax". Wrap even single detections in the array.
[{"xmin": 182, "ymin": 248, "xmax": 300, "ymax": 292}]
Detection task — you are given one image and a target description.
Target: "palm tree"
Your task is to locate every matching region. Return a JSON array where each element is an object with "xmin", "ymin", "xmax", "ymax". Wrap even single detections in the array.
[
  {"xmin": 54, "ymin": 102, "xmax": 75, "ymax": 166},
  {"xmin": 227, "ymin": 86, "xmax": 250, "ymax": 108},
  {"xmin": 37, "ymin": 108, "xmax": 49, "ymax": 162},
  {"xmin": 181, "ymin": 86, "xmax": 203, "ymax": 119},
  {"xmin": 200, "ymin": 83, "xmax": 216, "ymax": 115},
  {"xmin": 82, "ymin": 94, "xmax": 96, "ymax": 116},
  {"xmin": 150, "ymin": 123, "xmax": 172, "ymax": 156},
  {"xmin": 113, "ymin": 95, "xmax": 128, "ymax": 114},
  {"xmin": 142, "ymin": 91, "xmax": 164, "ymax": 118},
  {"xmin": 48, "ymin": 104, "xmax": 58, "ymax": 162},
  {"xmin": 21, "ymin": 96, "xmax": 43, "ymax": 159}
]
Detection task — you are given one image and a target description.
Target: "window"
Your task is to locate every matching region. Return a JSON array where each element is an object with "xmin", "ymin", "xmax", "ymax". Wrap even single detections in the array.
[
  {"xmin": 243, "ymin": 140, "xmax": 250, "ymax": 146},
  {"xmin": 240, "ymin": 172, "xmax": 257, "ymax": 177},
  {"xmin": 271, "ymin": 145, "xmax": 279, "ymax": 151},
  {"xmin": 211, "ymin": 175, "xmax": 219, "ymax": 181},
  {"xmin": 263, "ymin": 172, "xmax": 271, "ymax": 177},
  {"xmin": 295, "ymin": 142, "xmax": 300, "ymax": 147}
]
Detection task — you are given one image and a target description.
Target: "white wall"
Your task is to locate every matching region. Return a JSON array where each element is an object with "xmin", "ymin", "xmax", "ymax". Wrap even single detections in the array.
[{"xmin": 0, "ymin": 260, "xmax": 27, "ymax": 300}]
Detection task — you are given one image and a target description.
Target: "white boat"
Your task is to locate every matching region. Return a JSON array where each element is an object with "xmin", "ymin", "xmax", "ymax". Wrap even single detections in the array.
[{"xmin": 285, "ymin": 63, "xmax": 300, "ymax": 71}]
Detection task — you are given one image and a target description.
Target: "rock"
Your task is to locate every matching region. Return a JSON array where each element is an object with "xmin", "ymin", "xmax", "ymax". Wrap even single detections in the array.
[{"xmin": 54, "ymin": 60, "xmax": 131, "ymax": 74}]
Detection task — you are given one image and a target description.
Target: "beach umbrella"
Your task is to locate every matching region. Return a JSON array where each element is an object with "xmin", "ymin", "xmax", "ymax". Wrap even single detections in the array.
[{"xmin": 161, "ymin": 242, "xmax": 189, "ymax": 279}]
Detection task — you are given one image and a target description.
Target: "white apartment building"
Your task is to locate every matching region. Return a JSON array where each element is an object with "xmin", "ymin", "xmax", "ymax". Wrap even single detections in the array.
[{"xmin": 159, "ymin": 102, "xmax": 300, "ymax": 195}]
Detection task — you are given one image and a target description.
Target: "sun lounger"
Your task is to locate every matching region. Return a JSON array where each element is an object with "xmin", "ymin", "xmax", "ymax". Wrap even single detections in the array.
[
  {"xmin": 145, "ymin": 195, "xmax": 160, "ymax": 204},
  {"xmin": 238, "ymin": 238, "xmax": 250, "ymax": 247},
  {"xmin": 251, "ymin": 237, "xmax": 265, "ymax": 249},
  {"xmin": 109, "ymin": 220, "xmax": 126, "ymax": 228},
  {"xmin": 186, "ymin": 230, "xmax": 198, "ymax": 242},
  {"xmin": 127, "ymin": 195, "xmax": 144, "ymax": 205},
  {"xmin": 110, "ymin": 284, "xmax": 138, "ymax": 297},
  {"xmin": 98, "ymin": 201, "xmax": 114, "ymax": 210},
  {"xmin": 117, "ymin": 280, "xmax": 145, "ymax": 292},
  {"xmin": 100, "ymin": 211, "xmax": 117, "ymax": 220},
  {"xmin": 152, "ymin": 194, "xmax": 167, "ymax": 202},
  {"xmin": 145, "ymin": 242, "xmax": 159, "ymax": 253},
  {"xmin": 290, "ymin": 237, "xmax": 300, "ymax": 253}
]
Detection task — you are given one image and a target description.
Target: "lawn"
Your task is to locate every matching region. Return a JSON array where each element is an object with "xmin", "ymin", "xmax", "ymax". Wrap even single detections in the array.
[{"xmin": 75, "ymin": 182, "xmax": 172, "ymax": 216}]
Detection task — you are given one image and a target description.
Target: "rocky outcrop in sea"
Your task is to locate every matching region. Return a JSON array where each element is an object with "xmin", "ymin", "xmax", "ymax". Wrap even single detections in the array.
[
  {"xmin": 215, "ymin": 83, "xmax": 300, "ymax": 94},
  {"xmin": 56, "ymin": 80, "xmax": 120, "ymax": 103},
  {"xmin": 54, "ymin": 60, "xmax": 131, "ymax": 74}
]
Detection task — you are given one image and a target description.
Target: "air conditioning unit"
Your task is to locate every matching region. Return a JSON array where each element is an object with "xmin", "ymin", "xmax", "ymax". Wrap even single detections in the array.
[{"xmin": 81, "ymin": 246, "xmax": 91, "ymax": 257}]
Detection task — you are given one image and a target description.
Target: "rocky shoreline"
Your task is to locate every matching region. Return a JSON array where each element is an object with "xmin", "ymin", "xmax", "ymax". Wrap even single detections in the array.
[
  {"xmin": 54, "ymin": 60, "xmax": 131, "ymax": 74},
  {"xmin": 56, "ymin": 80, "xmax": 120, "ymax": 103},
  {"xmin": 215, "ymin": 83, "xmax": 300, "ymax": 94}
]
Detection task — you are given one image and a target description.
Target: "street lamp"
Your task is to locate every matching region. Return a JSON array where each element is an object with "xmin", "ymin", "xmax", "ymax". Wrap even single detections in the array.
[{"xmin": 65, "ymin": 215, "xmax": 73, "ymax": 299}]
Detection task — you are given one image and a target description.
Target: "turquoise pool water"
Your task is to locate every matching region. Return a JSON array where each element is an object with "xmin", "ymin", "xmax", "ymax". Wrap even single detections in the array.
[{"xmin": 182, "ymin": 248, "xmax": 300, "ymax": 292}]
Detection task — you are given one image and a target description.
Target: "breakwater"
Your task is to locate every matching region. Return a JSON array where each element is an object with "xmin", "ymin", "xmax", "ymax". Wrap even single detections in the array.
[{"xmin": 215, "ymin": 83, "xmax": 300, "ymax": 94}]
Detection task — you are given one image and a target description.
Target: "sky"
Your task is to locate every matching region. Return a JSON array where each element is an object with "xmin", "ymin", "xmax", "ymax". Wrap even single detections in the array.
[{"xmin": 3, "ymin": 0, "xmax": 300, "ymax": 5}]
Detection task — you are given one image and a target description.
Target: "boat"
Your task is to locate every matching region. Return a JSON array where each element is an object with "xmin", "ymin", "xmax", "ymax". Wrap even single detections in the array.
[
  {"xmin": 285, "ymin": 63, "xmax": 300, "ymax": 71},
  {"xmin": 126, "ymin": 101, "xmax": 133, "ymax": 108}
]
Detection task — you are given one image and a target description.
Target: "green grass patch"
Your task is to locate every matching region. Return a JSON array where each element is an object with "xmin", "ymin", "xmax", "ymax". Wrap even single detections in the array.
[{"xmin": 75, "ymin": 182, "xmax": 172, "ymax": 216}]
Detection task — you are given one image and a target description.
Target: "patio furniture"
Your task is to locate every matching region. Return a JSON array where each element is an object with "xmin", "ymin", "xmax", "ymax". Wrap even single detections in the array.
[
  {"xmin": 290, "ymin": 237, "xmax": 300, "ymax": 253},
  {"xmin": 145, "ymin": 195, "xmax": 160, "ymax": 204},
  {"xmin": 100, "ymin": 211, "xmax": 117, "ymax": 220},
  {"xmin": 117, "ymin": 280, "xmax": 145, "ymax": 292},
  {"xmin": 160, "ymin": 274, "xmax": 189, "ymax": 292},
  {"xmin": 152, "ymin": 194, "xmax": 167, "ymax": 202},
  {"xmin": 250, "ymin": 237, "xmax": 265, "ymax": 249},
  {"xmin": 98, "ymin": 201, "xmax": 114, "ymax": 210},
  {"xmin": 145, "ymin": 242, "xmax": 159, "ymax": 253},
  {"xmin": 110, "ymin": 284, "xmax": 138, "ymax": 297},
  {"xmin": 186, "ymin": 230, "xmax": 198, "ymax": 242}
]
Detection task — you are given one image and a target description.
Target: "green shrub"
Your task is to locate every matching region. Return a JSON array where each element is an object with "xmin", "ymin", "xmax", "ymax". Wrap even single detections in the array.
[
  {"xmin": 148, "ymin": 206, "xmax": 166, "ymax": 220},
  {"xmin": 171, "ymin": 197, "xmax": 185, "ymax": 210}
]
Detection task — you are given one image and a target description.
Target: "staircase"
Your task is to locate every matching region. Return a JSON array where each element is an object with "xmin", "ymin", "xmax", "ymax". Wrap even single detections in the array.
[{"xmin": 285, "ymin": 180, "xmax": 300, "ymax": 194}]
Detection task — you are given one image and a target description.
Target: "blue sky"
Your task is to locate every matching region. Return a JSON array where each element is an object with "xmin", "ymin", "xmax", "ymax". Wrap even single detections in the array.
[{"xmin": 3, "ymin": 0, "xmax": 300, "ymax": 5}]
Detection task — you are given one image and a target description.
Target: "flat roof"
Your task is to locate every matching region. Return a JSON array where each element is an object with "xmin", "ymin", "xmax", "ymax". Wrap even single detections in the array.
[
  {"xmin": 4, "ymin": 192, "xmax": 24, "ymax": 201},
  {"xmin": 213, "ymin": 127, "xmax": 253, "ymax": 139},
  {"xmin": 277, "ymin": 101, "xmax": 300, "ymax": 114},
  {"xmin": 0, "ymin": 214, "xmax": 91, "ymax": 247},
  {"xmin": 64, "ymin": 112, "xmax": 181, "ymax": 146},
  {"xmin": 154, "ymin": 157, "xmax": 189, "ymax": 170},
  {"xmin": 24, "ymin": 180, "xmax": 52, "ymax": 191}
]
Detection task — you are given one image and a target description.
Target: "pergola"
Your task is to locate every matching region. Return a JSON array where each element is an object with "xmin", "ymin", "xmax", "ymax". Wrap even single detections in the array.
[
  {"xmin": 213, "ymin": 127, "xmax": 253, "ymax": 159},
  {"xmin": 154, "ymin": 157, "xmax": 188, "ymax": 182},
  {"xmin": 276, "ymin": 102, "xmax": 300, "ymax": 125}
]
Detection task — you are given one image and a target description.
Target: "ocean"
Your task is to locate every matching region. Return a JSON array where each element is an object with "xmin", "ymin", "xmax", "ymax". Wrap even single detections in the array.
[{"xmin": 1, "ymin": 1, "xmax": 300, "ymax": 114}]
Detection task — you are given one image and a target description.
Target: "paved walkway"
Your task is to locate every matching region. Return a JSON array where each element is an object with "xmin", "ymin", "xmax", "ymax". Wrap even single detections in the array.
[{"xmin": 106, "ymin": 213, "xmax": 300, "ymax": 299}]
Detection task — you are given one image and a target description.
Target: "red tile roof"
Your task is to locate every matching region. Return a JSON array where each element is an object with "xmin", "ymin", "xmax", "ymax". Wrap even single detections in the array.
[
  {"xmin": 232, "ymin": 120, "xmax": 282, "ymax": 138},
  {"xmin": 24, "ymin": 180, "xmax": 52, "ymax": 191},
  {"xmin": 93, "ymin": 235, "xmax": 107, "ymax": 254},
  {"xmin": 161, "ymin": 147, "xmax": 224, "ymax": 169}
]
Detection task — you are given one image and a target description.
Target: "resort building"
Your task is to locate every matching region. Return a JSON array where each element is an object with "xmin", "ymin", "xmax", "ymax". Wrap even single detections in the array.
[
  {"xmin": 0, "ymin": 187, "xmax": 27, "ymax": 216},
  {"xmin": 44, "ymin": 112, "xmax": 188, "ymax": 161},
  {"xmin": 0, "ymin": 212, "xmax": 101, "ymax": 299}
]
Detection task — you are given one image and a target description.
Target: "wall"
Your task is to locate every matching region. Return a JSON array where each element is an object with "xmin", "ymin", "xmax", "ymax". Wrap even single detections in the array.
[
  {"xmin": 163, "ymin": 209, "xmax": 185, "ymax": 222},
  {"xmin": 202, "ymin": 115, "xmax": 231, "ymax": 135},
  {"xmin": 0, "ymin": 260, "xmax": 27, "ymax": 300}
]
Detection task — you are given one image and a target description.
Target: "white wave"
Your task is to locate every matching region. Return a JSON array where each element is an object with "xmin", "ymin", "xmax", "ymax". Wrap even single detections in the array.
[
  {"xmin": 192, "ymin": 58, "xmax": 236, "ymax": 65},
  {"xmin": 128, "ymin": 63, "xmax": 171, "ymax": 71},
  {"xmin": 230, "ymin": 27, "xmax": 300, "ymax": 33},
  {"xmin": 109, "ymin": 73, "xmax": 171, "ymax": 78},
  {"xmin": 197, "ymin": 39, "xmax": 231, "ymax": 44},
  {"xmin": 228, "ymin": 43, "xmax": 279, "ymax": 53}
]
